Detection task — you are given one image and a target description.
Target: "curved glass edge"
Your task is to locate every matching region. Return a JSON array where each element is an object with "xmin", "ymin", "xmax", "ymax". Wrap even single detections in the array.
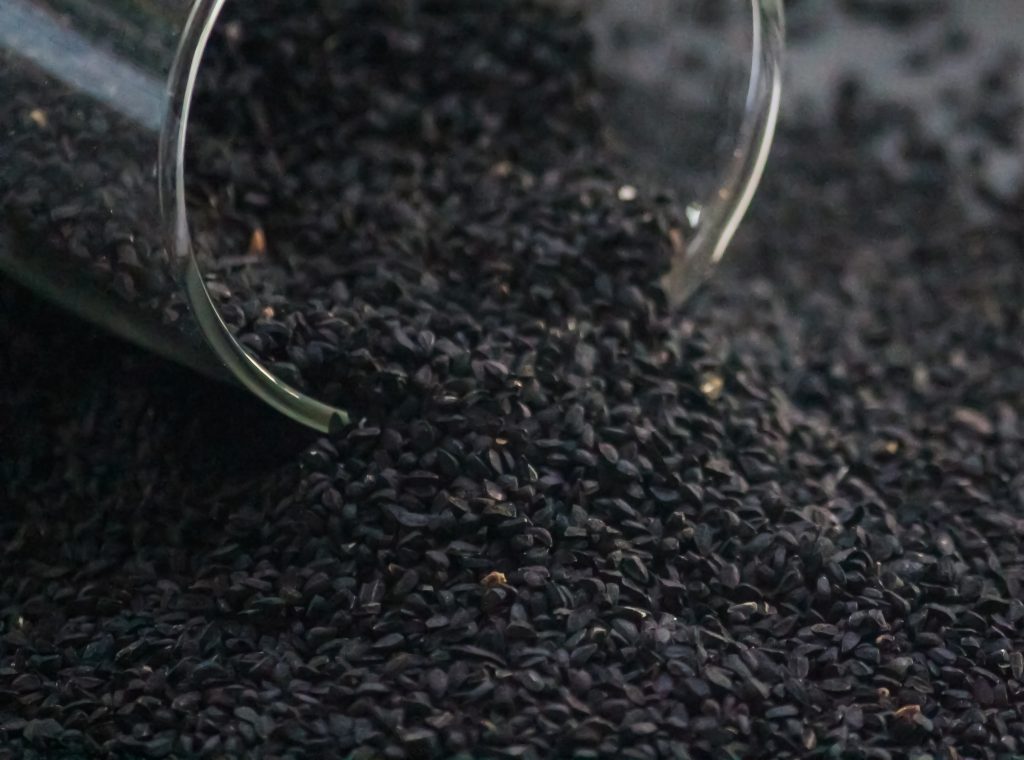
[
  {"xmin": 162, "ymin": 0, "xmax": 350, "ymax": 434},
  {"xmin": 661, "ymin": 0, "xmax": 785, "ymax": 305}
]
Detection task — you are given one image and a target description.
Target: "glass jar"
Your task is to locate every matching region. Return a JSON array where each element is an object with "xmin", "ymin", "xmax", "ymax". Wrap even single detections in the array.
[{"xmin": 0, "ymin": 0, "xmax": 784, "ymax": 431}]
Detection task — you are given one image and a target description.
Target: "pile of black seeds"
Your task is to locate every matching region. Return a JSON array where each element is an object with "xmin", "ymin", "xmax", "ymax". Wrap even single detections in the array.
[
  {"xmin": 4, "ymin": 2, "xmax": 1024, "ymax": 760},
  {"xmin": 184, "ymin": 0, "xmax": 682, "ymax": 405}
]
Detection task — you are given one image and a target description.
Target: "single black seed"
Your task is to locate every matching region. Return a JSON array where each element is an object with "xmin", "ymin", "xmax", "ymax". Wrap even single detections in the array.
[{"xmin": 400, "ymin": 728, "xmax": 439, "ymax": 758}]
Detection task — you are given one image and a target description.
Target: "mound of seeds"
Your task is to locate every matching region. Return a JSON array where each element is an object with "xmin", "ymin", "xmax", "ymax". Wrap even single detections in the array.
[
  {"xmin": 184, "ymin": 0, "xmax": 687, "ymax": 407},
  {"xmin": 4, "ymin": 1, "xmax": 1024, "ymax": 759}
]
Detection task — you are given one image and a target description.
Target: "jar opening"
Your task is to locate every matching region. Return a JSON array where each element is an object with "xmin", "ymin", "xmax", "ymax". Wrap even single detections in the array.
[{"xmin": 166, "ymin": 0, "xmax": 782, "ymax": 432}]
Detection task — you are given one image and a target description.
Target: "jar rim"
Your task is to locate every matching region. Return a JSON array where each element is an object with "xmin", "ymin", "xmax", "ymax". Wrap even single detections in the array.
[{"xmin": 161, "ymin": 0, "xmax": 784, "ymax": 432}]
